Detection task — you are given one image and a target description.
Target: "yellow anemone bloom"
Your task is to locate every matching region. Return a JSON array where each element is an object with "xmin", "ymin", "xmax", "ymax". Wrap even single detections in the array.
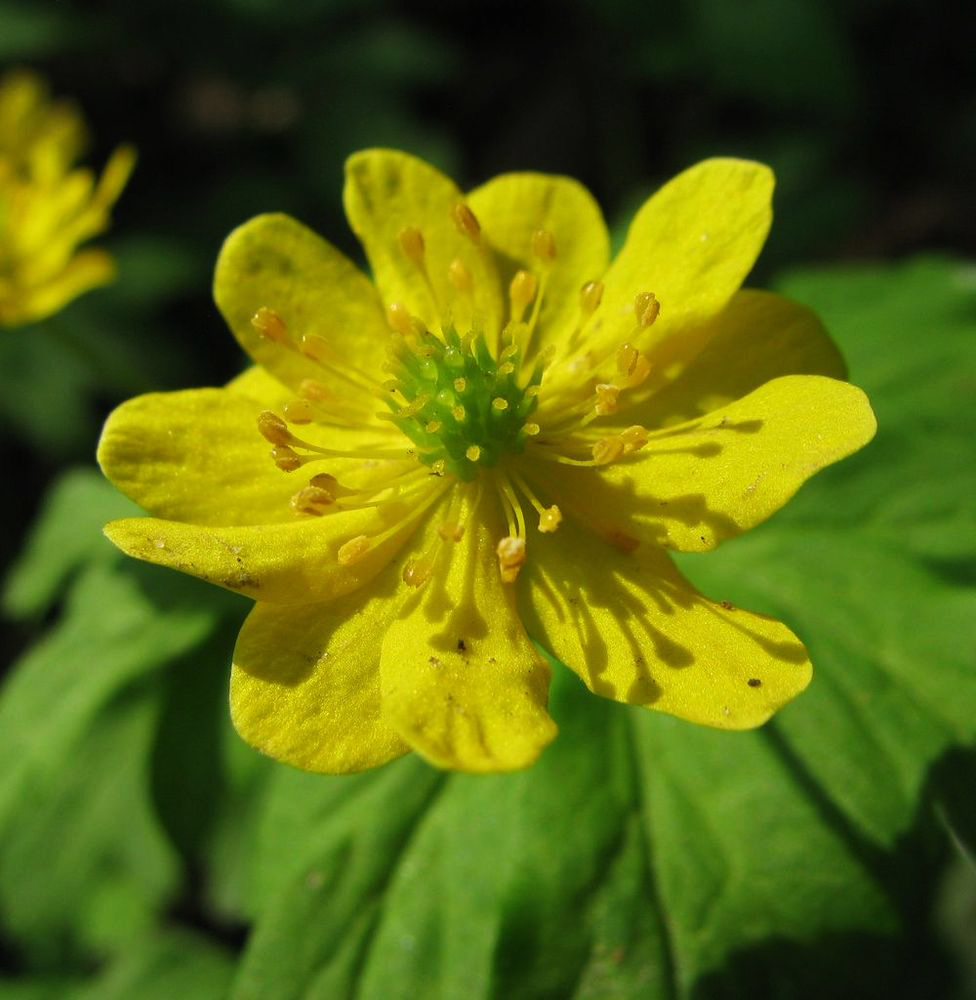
[
  {"xmin": 97, "ymin": 150, "xmax": 876, "ymax": 774},
  {"xmin": 0, "ymin": 71, "xmax": 135, "ymax": 328}
]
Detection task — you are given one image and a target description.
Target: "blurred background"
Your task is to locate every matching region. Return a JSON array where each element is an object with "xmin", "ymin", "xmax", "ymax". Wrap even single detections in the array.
[{"xmin": 1, "ymin": 0, "xmax": 974, "ymax": 997}]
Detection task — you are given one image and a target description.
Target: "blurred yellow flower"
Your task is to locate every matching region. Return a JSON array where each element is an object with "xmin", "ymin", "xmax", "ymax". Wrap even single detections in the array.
[
  {"xmin": 98, "ymin": 151, "xmax": 875, "ymax": 774},
  {"xmin": 0, "ymin": 71, "xmax": 135, "ymax": 327}
]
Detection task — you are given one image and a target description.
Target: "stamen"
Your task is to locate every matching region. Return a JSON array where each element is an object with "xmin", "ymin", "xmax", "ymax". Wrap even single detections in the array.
[
  {"xmin": 509, "ymin": 269, "xmax": 537, "ymax": 323},
  {"xmin": 398, "ymin": 227, "xmax": 426, "ymax": 267},
  {"xmin": 438, "ymin": 521, "xmax": 465, "ymax": 541},
  {"xmin": 387, "ymin": 302, "xmax": 421, "ymax": 338},
  {"xmin": 337, "ymin": 535, "xmax": 371, "ymax": 566},
  {"xmin": 465, "ymin": 445, "xmax": 481, "ymax": 463},
  {"xmin": 402, "ymin": 558, "xmax": 434, "ymax": 588},
  {"xmin": 619, "ymin": 425, "xmax": 649, "ymax": 453},
  {"xmin": 451, "ymin": 202, "xmax": 481, "ymax": 242},
  {"xmin": 257, "ymin": 411, "xmax": 292, "ymax": 446},
  {"xmin": 594, "ymin": 384, "xmax": 620, "ymax": 416},
  {"xmin": 496, "ymin": 535, "xmax": 526, "ymax": 584},
  {"xmin": 282, "ymin": 399, "xmax": 314, "ymax": 424},
  {"xmin": 635, "ymin": 291, "xmax": 661, "ymax": 327},
  {"xmin": 579, "ymin": 280, "xmax": 603, "ymax": 318},
  {"xmin": 448, "ymin": 258, "xmax": 473, "ymax": 294},
  {"xmin": 290, "ymin": 485, "xmax": 335, "ymax": 516},
  {"xmin": 250, "ymin": 306, "xmax": 290, "ymax": 344},
  {"xmin": 539, "ymin": 506, "xmax": 563, "ymax": 533},
  {"xmin": 531, "ymin": 229, "xmax": 557, "ymax": 262},
  {"xmin": 491, "ymin": 397, "xmax": 509, "ymax": 412},
  {"xmin": 271, "ymin": 445, "xmax": 302, "ymax": 472},
  {"xmin": 591, "ymin": 437, "xmax": 625, "ymax": 466},
  {"xmin": 608, "ymin": 530, "xmax": 640, "ymax": 554}
]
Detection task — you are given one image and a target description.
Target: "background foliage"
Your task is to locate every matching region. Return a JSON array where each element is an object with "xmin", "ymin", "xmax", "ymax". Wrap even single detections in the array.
[{"xmin": 1, "ymin": 1, "xmax": 974, "ymax": 997}]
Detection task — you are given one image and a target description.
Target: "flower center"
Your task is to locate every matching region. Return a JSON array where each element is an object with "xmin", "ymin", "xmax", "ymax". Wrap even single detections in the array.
[{"xmin": 381, "ymin": 323, "xmax": 544, "ymax": 481}]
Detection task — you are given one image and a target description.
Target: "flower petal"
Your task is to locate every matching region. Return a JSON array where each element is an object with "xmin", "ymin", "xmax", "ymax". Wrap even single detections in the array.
[
  {"xmin": 213, "ymin": 213, "xmax": 389, "ymax": 405},
  {"xmin": 97, "ymin": 387, "xmax": 410, "ymax": 526},
  {"xmin": 533, "ymin": 374, "xmax": 876, "ymax": 552},
  {"xmin": 629, "ymin": 289, "xmax": 848, "ymax": 426},
  {"xmin": 343, "ymin": 149, "xmax": 504, "ymax": 344},
  {"xmin": 4, "ymin": 248, "xmax": 114, "ymax": 326},
  {"xmin": 522, "ymin": 521, "xmax": 811, "ymax": 729},
  {"xmin": 466, "ymin": 171, "xmax": 609, "ymax": 353},
  {"xmin": 104, "ymin": 482, "xmax": 444, "ymax": 603},
  {"xmin": 379, "ymin": 490, "xmax": 556, "ymax": 772},
  {"xmin": 553, "ymin": 158, "xmax": 773, "ymax": 381},
  {"xmin": 231, "ymin": 583, "xmax": 409, "ymax": 773}
]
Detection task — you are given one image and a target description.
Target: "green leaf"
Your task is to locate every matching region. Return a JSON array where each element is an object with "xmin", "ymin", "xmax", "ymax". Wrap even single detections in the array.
[
  {"xmin": 221, "ymin": 256, "xmax": 974, "ymax": 997},
  {"xmin": 0, "ymin": 469, "xmax": 240, "ymax": 963},
  {"xmin": 72, "ymin": 929, "xmax": 236, "ymax": 1000},
  {"xmin": 2, "ymin": 468, "xmax": 139, "ymax": 620}
]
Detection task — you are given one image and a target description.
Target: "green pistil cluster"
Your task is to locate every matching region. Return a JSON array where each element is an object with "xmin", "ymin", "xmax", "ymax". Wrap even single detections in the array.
[{"xmin": 384, "ymin": 325, "xmax": 542, "ymax": 481}]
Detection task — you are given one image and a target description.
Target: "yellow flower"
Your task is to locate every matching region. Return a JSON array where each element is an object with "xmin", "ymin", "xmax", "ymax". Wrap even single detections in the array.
[
  {"xmin": 97, "ymin": 151, "xmax": 876, "ymax": 774},
  {"xmin": 0, "ymin": 71, "xmax": 135, "ymax": 328}
]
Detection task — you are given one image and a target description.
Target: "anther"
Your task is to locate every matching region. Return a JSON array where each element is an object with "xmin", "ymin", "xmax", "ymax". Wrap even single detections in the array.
[
  {"xmin": 257, "ymin": 410, "xmax": 292, "ymax": 446},
  {"xmin": 271, "ymin": 445, "xmax": 302, "ymax": 472},
  {"xmin": 531, "ymin": 229, "xmax": 557, "ymax": 262},
  {"xmin": 580, "ymin": 280, "xmax": 604, "ymax": 317},
  {"xmin": 402, "ymin": 558, "xmax": 433, "ymax": 588},
  {"xmin": 523, "ymin": 422, "xmax": 540, "ymax": 436},
  {"xmin": 251, "ymin": 306, "xmax": 290, "ymax": 344},
  {"xmin": 594, "ymin": 383, "xmax": 620, "ymax": 416},
  {"xmin": 337, "ymin": 535, "xmax": 371, "ymax": 566},
  {"xmin": 290, "ymin": 485, "xmax": 334, "ymax": 516},
  {"xmin": 425, "ymin": 420, "xmax": 442, "ymax": 433},
  {"xmin": 451, "ymin": 202, "xmax": 481, "ymax": 242},
  {"xmin": 538, "ymin": 505, "xmax": 562, "ymax": 533},
  {"xmin": 619, "ymin": 425, "xmax": 649, "ymax": 454},
  {"xmin": 299, "ymin": 379, "xmax": 332, "ymax": 402},
  {"xmin": 451, "ymin": 404, "xmax": 466, "ymax": 422},
  {"xmin": 608, "ymin": 530, "xmax": 640, "ymax": 554},
  {"xmin": 283, "ymin": 399, "xmax": 314, "ymax": 424},
  {"xmin": 465, "ymin": 445, "xmax": 481, "ymax": 462},
  {"xmin": 509, "ymin": 269, "xmax": 538, "ymax": 323},
  {"xmin": 309, "ymin": 472, "xmax": 341, "ymax": 498},
  {"xmin": 491, "ymin": 397, "xmax": 509, "ymax": 412},
  {"xmin": 591, "ymin": 436, "xmax": 625, "ymax": 466},
  {"xmin": 616, "ymin": 343, "xmax": 639, "ymax": 377},
  {"xmin": 438, "ymin": 521, "xmax": 465, "ymax": 542},
  {"xmin": 453, "ymin": 377, "xmax": 467, "ymax": 393},
  {"xmin": 496, "ymin": 536, "xmax": 526, "ymax": 584},
  {"xmin": 635, "ymin": 291, "xmax": 661, "ymax": 327},
  {"xmin": 448, "ymin": 258, "xmax": 473, "ymax": 294},
  {"xmin": 387, "ymin": 302, "xmax": 418, "ymax": 337},
  {"xmin": 398, "ymin": 227, "xmax": 426, "ymax": 266}
]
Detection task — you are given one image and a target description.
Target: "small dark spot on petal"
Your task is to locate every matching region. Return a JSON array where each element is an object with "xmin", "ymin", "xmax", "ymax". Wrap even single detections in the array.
[
  {"xmin": 720, "ymin": 600, "xmax": 735, "ymax": 610},
  {"xmin": 747, "ymin": 678, "xmax": 762, "ymax": 688},
  {"xmin": 457, "ymin": 638, "xmax": 466, "ymax": 651}
]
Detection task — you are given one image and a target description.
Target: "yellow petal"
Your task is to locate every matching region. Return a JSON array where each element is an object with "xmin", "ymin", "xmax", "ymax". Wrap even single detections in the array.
[
  {"xmin": 231, "ymin": 582, "xmax": 409, "ymax": 773},
  {"xmin": 3, "ymin": 249, "xmax": 114, "ymax": 326},
  {"xmin": 343, "ymin": 149, "xmax": 504, "ymax": 344},
  {"xmin": 379, "ymin": 489, "xmax": 556, "ymax": 772},
  {"xmin": 97, "ymin": 386, "xmax": 407, "ymax": 526},
  {"xmin": 104, "ymin": 482, "xmax": 444, "ymax": 603},
  {"xmin": 629, "ymin": 289, "xmax": 847, "ymax": 426},
  {"xmin": 213, "ymin": 213, "xmax": 389, "ymax": 409},
  {"xmin": 522, "ymin": 520, "xmax": 811, "ymax": 729},
  {"xmin": 552, "ymin": 158, "xmax": 773, "ymax": 383},
  {"xmin": 534, "ymin": 375, "xmax": 876, "ymax": 552},
  {"xmin": 98, "ymin": 388, "xmax": 302, "ymax": 525},
  {"xmin": 225, "ymin": 365, "xmax": 292, "ymax": 404},
  {"xmin": 466, "ymin": 171, "xmax": 609, "ymax": 354}
]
